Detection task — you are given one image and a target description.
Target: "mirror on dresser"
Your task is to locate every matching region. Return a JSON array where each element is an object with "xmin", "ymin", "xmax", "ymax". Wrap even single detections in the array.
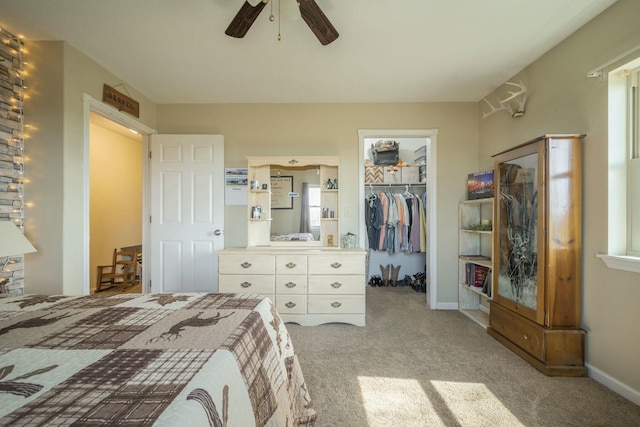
[
  {"xmin": 247, "ymin": 156, "xmax": 340, "ymax": 247},
  {"xmin": 269, "ymin": 165, "xmax": 321, "ymax": 242}
]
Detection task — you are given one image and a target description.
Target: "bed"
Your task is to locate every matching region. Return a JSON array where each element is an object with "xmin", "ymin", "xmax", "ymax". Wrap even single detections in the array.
[{"xmin": 0, "ymin": 292, "xmax": 317, "ymax": 426}]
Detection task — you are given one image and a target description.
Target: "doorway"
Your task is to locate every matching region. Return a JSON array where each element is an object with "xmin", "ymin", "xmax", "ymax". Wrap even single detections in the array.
[
  {"xmin": 358, "ymin": 129, "xmax": 438, "ymax": 309},
  {"xmin": 89, "ymin": 112, "xmax": 143, "ymax": 293},
  {"xmin": 82, "ymin": 94, "xmax": 155, "ymax": 295}
]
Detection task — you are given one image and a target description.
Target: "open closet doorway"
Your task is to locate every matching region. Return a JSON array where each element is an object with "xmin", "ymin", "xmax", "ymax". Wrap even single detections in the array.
[
  {"xmin": 358, "ymin": 129, "xmax": 438, "ymax": 309},
  {"xmin": 83, "ymin": 94, "xmax": 155, "ymax": 295}
]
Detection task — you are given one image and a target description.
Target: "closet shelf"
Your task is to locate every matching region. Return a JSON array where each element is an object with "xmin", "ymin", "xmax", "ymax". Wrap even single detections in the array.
[{"xmin": 365, "ymin": 182, "xmax": 425, "ymax": 186}]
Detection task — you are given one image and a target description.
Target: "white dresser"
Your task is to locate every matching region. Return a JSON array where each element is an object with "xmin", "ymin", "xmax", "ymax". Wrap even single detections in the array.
[{"xmin": 218, "ymin": 248, "xmax": 366, "ymax": 326}]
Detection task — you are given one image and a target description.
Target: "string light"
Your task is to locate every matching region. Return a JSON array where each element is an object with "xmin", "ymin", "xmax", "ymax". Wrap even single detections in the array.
[
  {"xmin": 0, "ymin": 27, "xmax": 28, "ymax": 294},
  {"xmin": 0, "ymin": 28, "xmax": 26, "ymax": 231}
]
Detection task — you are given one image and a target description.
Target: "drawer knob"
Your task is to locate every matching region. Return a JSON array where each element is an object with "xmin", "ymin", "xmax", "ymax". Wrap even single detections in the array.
[
  {"xmin": 331, "ymin": 262, "xmax": 342, "ymax": 269},
  {"xmin": 331, "ymin": 282, "xmax": 342, "ymax": 288},
  {"xmin": 240, "ymin": 281, "xmax": 252, "ymax": 288},
  {"xmin": 286, "ymin": 262, "xmax": 297, "ymax": 269},
  {"xmin": 285, "ymin": 301, "xmax": 296, "ymax": 308},
  {"xmin": 285, "ymin": 282, "xmax": 297, "ymax": 288},
  {"xmin": 241, "ymin": 262, "xmax": 252, "ymax": 269},
  {"xmin": 523, "ymin": 334, "xmax": 529, "ymax": 340},
  {"xmin": 331, "ymin": 301, "xmax": 342, "ymax": 308}
]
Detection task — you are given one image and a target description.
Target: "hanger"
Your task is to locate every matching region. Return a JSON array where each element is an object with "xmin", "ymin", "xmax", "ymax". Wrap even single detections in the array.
[
  {"xmin": 403, "ymin": 185, "xmax": 414, "ymax": 198},
  {"xmin": 367, "ymin": 184, "xmax": 377, "ymax": 202}
]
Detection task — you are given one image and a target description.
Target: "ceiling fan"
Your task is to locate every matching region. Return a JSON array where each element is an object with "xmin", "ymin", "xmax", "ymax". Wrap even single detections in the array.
[{"xmin": 225, "ymin": 0, "xmax": 339, "ymax": 45}]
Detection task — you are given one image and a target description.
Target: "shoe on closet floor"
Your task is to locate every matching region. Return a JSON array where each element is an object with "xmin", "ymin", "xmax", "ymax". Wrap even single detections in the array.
[
  {"xmin": 390, "ymin": 265, "xmax": 401, "ymax": 287},
  {"xmin": 380, "ymin": 264, "xmax": 390, "ymax": 286},
  {"xmin": 368, "ymin": 275, "xmax": 383, "ymax": 287}
]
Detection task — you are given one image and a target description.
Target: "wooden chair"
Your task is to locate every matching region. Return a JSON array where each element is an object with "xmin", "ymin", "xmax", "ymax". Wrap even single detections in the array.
[{"xmin": 96, "ymin": 248, "xmax": 139, "ymax": 292}]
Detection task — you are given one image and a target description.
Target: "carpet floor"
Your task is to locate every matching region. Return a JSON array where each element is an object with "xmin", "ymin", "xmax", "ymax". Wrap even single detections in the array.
[{"xmin": 287, "ymin": 286, "xmax": 640, "ymax": 427}]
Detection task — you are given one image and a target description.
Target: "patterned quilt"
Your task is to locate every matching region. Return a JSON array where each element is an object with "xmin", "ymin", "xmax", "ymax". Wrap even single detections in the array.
[{"xmin": 0, "ymin": 293, "xmax": 317, "ymax": 426}]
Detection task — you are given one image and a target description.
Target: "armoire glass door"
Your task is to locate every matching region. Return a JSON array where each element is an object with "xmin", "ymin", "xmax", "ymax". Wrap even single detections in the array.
[{"xmin": 494, "ymin": 144, "xmax": 544, "ymax": 321}]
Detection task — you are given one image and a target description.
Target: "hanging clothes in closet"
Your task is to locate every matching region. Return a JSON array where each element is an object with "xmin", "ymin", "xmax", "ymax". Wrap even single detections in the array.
[{"xmin": 365, "ymin": 188, "xmax": 427, "ymax": 254}]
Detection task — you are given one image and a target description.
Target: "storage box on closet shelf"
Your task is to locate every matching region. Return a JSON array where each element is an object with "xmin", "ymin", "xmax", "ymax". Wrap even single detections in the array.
[
  {"xmin": 383, "ymin": 166, "xmax": 402, "ymax": 184},
  {"xmin": 401, "ymin": 166, "xmax": 419, "ymax": 183},
  {"xmin": 364, "ymin": 159, "xmax": 384, "ymax": 183}
]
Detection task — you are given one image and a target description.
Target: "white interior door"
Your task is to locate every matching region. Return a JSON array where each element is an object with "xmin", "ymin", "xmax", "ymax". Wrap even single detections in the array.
[{"xmin": 149, "ymin": 134, "xmax": 224, "ymax": 293}]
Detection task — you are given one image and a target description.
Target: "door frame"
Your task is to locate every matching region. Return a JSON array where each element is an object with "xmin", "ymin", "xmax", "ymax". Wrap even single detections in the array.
[
  {"xmin": 82, "ymin": 93, "xmax": 157, "ymax": 295},
  {"xmin": 358, "ymin": 129, "xmax": 438, "ymax": 310}
]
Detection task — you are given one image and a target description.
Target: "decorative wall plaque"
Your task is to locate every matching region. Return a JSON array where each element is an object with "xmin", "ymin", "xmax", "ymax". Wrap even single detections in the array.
[{"xmin": 102, "ymin": 84, "xmax": 139, "ymax": 117}]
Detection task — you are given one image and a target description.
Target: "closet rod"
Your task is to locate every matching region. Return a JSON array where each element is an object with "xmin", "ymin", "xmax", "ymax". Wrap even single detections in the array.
[{"xmin": 366, "ymin": 183, "xmax": 425, "ymax": 186}]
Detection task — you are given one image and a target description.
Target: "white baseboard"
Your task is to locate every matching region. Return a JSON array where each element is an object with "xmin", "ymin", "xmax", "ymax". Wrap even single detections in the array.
[
  {"xmin": 587, "ymin": 363, "xmax": 640, "ymax": 406},
  {"xmin": 436, "ymin": 302, "xmax": 459, "ymax": 310}
]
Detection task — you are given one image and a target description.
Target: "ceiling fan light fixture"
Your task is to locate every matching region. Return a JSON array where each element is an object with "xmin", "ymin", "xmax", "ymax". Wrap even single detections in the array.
[{"xmin": 225, "ymin": 0, "xmax": 338, "ymax": 45}]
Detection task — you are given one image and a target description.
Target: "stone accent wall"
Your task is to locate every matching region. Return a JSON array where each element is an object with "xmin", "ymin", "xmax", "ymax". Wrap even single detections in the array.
[{"xmin": 0, "ymin": 27, "xmax": 26, "ymax": 294}]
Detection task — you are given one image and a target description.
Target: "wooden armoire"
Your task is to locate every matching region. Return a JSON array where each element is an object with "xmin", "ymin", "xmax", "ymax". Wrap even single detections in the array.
[{"xmin": 487, "ymin": 134, "xmax": 587, "ymax": 376}]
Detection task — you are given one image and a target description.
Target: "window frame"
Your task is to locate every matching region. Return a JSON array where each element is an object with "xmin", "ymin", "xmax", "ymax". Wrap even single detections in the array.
[
  {"xmin": 599, "ymin": 58, "xmax": 640, "ymax": 273},
  {"xmin": 629, "ymin": 66, "xmax": 640, "ymax": 257},
  {"xmin": 308, "ymin": 185, "xmax": 321, "ymax": 229}
]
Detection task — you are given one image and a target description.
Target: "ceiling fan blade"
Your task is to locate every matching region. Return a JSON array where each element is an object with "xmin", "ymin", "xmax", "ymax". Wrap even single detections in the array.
[
  {"xmin": 298, "ymin": 0, "xmax": 339, "ymax": 45},
  {"xmin": 225, "ymin": 0, "xmax": 269, "ymax": 38}
]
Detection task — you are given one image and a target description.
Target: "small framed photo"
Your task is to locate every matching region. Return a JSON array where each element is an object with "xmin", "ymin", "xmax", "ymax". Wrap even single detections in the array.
[
  {"xmin": 262, "ymin": 183, "xmax": 268, "ymax": 190},
  {"xmin": 271, "ymin": 175, "xmax": 294, "ymax": 209}
]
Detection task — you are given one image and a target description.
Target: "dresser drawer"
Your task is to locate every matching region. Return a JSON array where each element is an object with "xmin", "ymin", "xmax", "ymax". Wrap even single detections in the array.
[
  {"xmin": 490, "ymin": 303, "xmax": 544, "ymax": 361},
  {"xmin": 276, "ymin": 275, "xmax": 307, "ymax": 294},
  {"xmin": 219, "ymin": 274, "xmax": 275, "ymax": 294},
  {"xmin": 308, "ymin": 275, "xmax": 364, "ymax": 295},
  {"xmin": 218, "ymin": 254, "xmax": 275, "ymax": 275},
  {"xmin": 307, "ymin": 253, "xmax": 364, "ymax": 275},
  {"xmin": 276, "ymin": 295, "xmax": 307, "ymax": 314},
  {"xmin": 308, "ymin": 295, "xmax": 365, "ymax": 314},
  {"xmin": 276, "ymin": 255, "xmax": 308, "ymax": 275}
]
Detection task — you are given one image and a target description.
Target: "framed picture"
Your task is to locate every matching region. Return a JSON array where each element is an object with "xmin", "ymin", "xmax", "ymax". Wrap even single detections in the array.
[{"xmin": 270, "ymin": 176, "xmax": 293, "ymax": 209}]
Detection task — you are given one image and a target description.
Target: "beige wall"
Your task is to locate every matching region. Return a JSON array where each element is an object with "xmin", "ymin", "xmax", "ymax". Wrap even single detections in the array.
[
  {"xmin": 479, "ymin": 0, "xmax": 640, "ymax": 399},
  {"xmin": 23, "ymin": 41, "xmax": 65, "ymax": 295},
  {"xmin": 89, "ymin": 123, "xmax": 142, "ymax": 292},
  {"xmin": 156, "ymin": 102, "xmax": 479, "ymax": 304},
  {"xmin": 24, "ymin": 41, "xmax": 157, "ymax": 295}
]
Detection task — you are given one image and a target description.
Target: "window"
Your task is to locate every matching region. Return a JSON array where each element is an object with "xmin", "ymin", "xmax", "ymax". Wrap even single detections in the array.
[
  {"xmin": 309, "ymin": 185, "xmax": 321, "ymax": 228},
  {"xmin": 600, "ymin": 57, "xmax": 640, "ymax": 272},
  {"xmin": 630, "ymin": 66, "xmax": 640, "ymax": 256}
]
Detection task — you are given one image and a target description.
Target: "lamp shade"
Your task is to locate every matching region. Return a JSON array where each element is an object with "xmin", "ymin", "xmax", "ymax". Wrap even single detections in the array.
[{"xmin": 0, "ymin": 221, "xmax": 37, "ymax": 258}]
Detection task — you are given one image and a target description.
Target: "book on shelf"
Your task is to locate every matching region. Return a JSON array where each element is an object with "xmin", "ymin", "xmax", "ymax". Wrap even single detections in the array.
[
  {"xmin": 482, "ymin": 269, "xmax": 492, "ymax": 297},
  {"xmin": 465, "ymin": 263, "xmax": 490, "ymax": 288}
]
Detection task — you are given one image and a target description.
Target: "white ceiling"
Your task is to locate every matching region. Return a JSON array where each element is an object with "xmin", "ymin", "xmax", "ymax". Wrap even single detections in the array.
[{"xmin": 0, "ymin": 0, "xmax": 618, "ymax": 104}]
